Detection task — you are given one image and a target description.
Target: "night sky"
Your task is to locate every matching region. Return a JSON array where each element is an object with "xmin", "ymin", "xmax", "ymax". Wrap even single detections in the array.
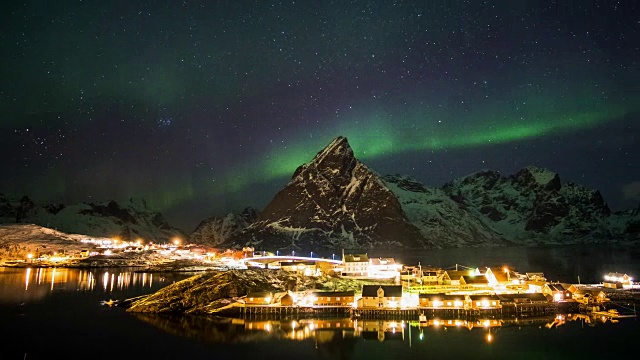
[{"xmin": 1, "ymin": 1, "xmax": 638, "ymax": 232}]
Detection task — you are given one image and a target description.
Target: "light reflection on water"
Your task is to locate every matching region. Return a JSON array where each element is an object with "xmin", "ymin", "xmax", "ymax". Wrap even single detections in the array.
[
  {"xmin": 130, "ymin": 312, "xmax": 636, "ymax": 356},
  {"xmin": 0, "ymin": 267, "xmax": 192, "ymax": 304}
]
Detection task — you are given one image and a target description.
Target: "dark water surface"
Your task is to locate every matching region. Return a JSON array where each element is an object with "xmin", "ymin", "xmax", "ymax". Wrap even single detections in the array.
[{"xmin": 1, "ymin": 245, "xmax": 638, "ymax": 360}]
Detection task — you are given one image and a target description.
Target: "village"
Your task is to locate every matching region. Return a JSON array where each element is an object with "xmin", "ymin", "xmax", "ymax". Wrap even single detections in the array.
[
  {"xmin": 5, "ymin": 236, "xmax": 638, "ymax": 321},
  {"xmin": 236, "ymin": 250, "xmax": 637, "ymax": 321}
]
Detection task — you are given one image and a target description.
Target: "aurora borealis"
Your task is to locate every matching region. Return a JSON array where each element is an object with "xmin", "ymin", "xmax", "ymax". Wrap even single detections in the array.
[{"xmin": 1, "ymin": 1, "xmax": 638, "ymax": 231}]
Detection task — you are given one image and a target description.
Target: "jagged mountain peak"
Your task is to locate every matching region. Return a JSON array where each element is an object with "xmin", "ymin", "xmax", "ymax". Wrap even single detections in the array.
[
  {"xmin": 223, "ymin": 136, "xmax": 429, "ymax": 251},
  {"xmin": 512, "ymin": 166, "xmax": 561, "ymax": 191},
  {"xmin": 382, "ymin": 174, "xmax": 428, "ymax": 193},
  {"xmin": 127, "ymin": 197, "xmax": 149, "ymax": 210},
  {"xmin": 292, "ymin": 135, "xmax": 357, "ymax": 182},
  {"xmin": 197, "ymin": 147, "xmax": 639, "ymax": 249}
]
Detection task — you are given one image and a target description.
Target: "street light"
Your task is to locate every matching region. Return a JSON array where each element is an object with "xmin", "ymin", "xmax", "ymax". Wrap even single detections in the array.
[{"xmin": 310, "ymin": 251, "xmax": 313, "ymax": 258}]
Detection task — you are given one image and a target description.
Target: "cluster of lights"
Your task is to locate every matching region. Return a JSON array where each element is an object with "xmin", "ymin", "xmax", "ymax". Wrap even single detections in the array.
[{"xmin": 604, "ymin": 274, "xmax": 632, "ymax": 283}]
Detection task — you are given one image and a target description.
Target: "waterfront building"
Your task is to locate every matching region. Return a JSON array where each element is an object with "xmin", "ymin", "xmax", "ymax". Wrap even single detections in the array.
[
  {"xmin": 485, "ymin": 267, "xmax": 512, "ymax": 286},
  {"xmin": 341, "ymin": 253, "xmax": 369, "ymax": 277},
  {"xmin": 442, "ymin": 270, "xmax": 475, "ymax": 285},
  {"xmin": 543, "ymin": 283, "xmax": 572, "ymax": 302},
  {"xmin": 360, "ymin": 285, "xmax": 403, "ymax": 308},
  {"xmin": 418, "ymin": 293, "xmax": 465, "ymax": 309},
  {"xmin": 369, "ymin": 257, "xmax": 402, "ymax": 278},
  {"xmin": 460, "ymin": 275, "xmax": 491, "ymax": 292},
  {"xmin": 568, "ymin": 287, "xmax": 608, "ymax": 305},
  {"xmin": 498, "ymin": 292, "xmax": 549, "ymax": 305},
  {"xmin": 419, "ymin": 270, "xmax": 439, "ymax": 285},
  {"xmin": 309, "ymin": 290, "xmax": 355, "ymax": 307},
  {"xmin": 525, "ymin": 272, "xmax": 547, "ymax": 282},
  {"xmin": 604, "ymin": 272, "xmax": 632, "ymax": 285},
  {"xmin": 468, "ymin": 294, "xmax": 502, "ymax": 309},
  {"xmin": 245, "ymin": 291, "xmax": 274, "ymax": 305}
]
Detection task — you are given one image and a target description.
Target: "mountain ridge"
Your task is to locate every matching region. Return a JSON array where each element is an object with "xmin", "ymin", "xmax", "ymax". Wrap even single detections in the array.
[
  {"xmin": 194, "ymin": 136, "xmax": 640, "ymax": 251},
  {"xmin": 2, "ymin": 136, "xmax": 639, "ymax": 249},
  {"xmin": 0, "ymin": 194, "xmax": 185, "ymax": 244}
]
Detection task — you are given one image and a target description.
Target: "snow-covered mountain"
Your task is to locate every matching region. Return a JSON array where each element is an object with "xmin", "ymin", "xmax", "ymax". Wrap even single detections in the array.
[
  {"xmin": 0, "ymin": 195, "xmax": 185, "ymax": 244},
  {"xmin": 0, "ymin": 223, "xmax": 110, "ymax": 260},
  {"xmin": 189, "ymin": 207, "xmax": 260, "ymax": 246},
  {"xmin": 381, "ymin": 174, "xmax": 510, "ymax": 248},
  {"xmin": 440, "ymin": 168, "xmax": 615, "ymax": 245},
  {"xmin": 3, "ymin": 136, "xmax": 638, "ymax": 251},
  {"xmin": 217, "ymin": 136, "xmax": 432, "ymax": 251},
  {"xmin": 203, "ymin": 136, "xmax": 640, "ymax": 251}
]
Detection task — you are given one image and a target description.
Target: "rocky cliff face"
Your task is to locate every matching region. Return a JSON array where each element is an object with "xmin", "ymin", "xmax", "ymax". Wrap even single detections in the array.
[
  {"xmin": 0, "ymin": 194, "xmax": 185, "ymax": 244},
  {"xmin": 204, "ymin": 137, "xmax": 639, "ymax": 251},
  {"xmin": 220, "ymin": 136, "xmax": 432, "ymax": 252},
  {"xmin": 189, "ymin": 207, "xmax": 260, "ymax": 246},
  {"xmin": 381, "ymin": 174, "xmax": 510, "ymax": 248},
  {"xmin": 440, "ymin": 167, "xmax": 616, "ymax": 244}
]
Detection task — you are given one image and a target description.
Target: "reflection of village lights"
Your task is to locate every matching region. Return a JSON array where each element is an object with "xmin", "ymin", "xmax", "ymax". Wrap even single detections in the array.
[
  {"xmin": 486, "ymin": 333, "xmax": 493, "ymax": 343},
  {"xmin": 25, "ymin": 267, "xmax": 31, "ymax": 290}
]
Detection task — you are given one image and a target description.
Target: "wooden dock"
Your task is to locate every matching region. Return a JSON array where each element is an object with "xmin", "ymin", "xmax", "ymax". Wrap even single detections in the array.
[
  {"xmin": 243, "ymin": 305, "xmax": 351, "ymax": 319},
  {"xmin": 241, "ymin": 303, "xmax": 558, "ymax": 320}
]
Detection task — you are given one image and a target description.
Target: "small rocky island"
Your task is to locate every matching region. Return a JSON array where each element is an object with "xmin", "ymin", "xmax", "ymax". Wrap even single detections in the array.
[
  {"xmin": 118, "ymin": 266, "xmax": 640, "ymax": 321},
  {"xmin": 125, "ymin": 268, "xmax": 381, "ymax": 315}
]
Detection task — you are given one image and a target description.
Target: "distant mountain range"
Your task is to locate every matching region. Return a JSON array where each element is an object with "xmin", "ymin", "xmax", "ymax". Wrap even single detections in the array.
[
  {"xmin": 2, "ymin": 136, "xmax": 639, "ymax": 249},
  {"xmin": 191, "ymin": 136, "xmax": 640, "ymax": 251},
  {"xmin": 0, "ymin": 195, "xmax": 185, "ymax": 244}
]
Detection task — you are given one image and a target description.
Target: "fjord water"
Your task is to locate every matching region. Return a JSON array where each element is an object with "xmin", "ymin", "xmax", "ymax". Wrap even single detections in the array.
[{"xmin": 1, "ymin": 245, "xmax": 638, "ymax": 360}]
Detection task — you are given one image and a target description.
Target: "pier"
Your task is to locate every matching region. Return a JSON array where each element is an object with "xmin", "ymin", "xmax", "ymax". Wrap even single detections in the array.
[
  {"xmin": 241, "ymin": 303, "xmax": 559, "ymax": 320},
  {"xmin": 243, "ymin": 305, "xmax": 351, "ymax": 319}
]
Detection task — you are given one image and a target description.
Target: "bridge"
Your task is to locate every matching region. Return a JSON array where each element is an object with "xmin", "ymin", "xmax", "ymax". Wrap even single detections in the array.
[{"xmin": 241, "ymin": 255, "xmax": 343, "ymax": 267}]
